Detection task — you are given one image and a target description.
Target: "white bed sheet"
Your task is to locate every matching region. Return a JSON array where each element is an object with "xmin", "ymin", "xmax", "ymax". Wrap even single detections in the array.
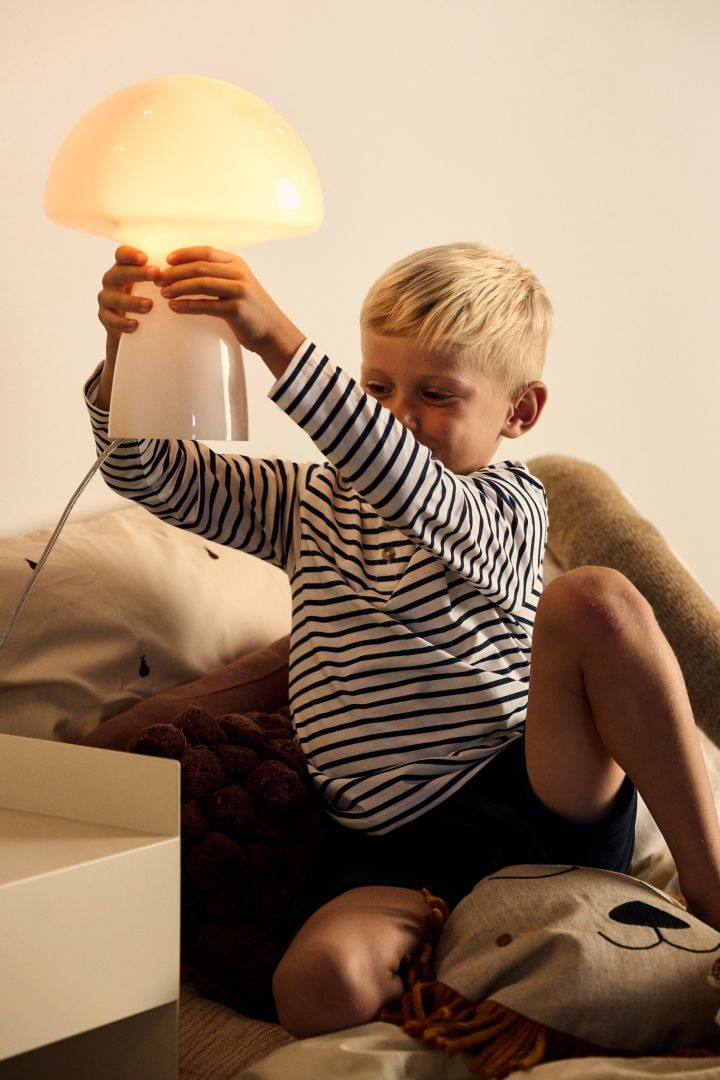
[{"xmin": 236, "ymin": 1020, "xmax": 720, "ymax": 1079}]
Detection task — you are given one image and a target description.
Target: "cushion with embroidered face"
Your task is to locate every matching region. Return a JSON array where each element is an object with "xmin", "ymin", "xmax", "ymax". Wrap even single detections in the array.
[{"xmin": 384, "ymin": 865, "xmax": 720, "ymax": 1078}]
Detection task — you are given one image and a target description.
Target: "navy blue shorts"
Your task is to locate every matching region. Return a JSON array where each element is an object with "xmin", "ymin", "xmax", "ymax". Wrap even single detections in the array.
[{"xmin": 320, "ymin": 735, "xmax": 638, "ymax": 910}]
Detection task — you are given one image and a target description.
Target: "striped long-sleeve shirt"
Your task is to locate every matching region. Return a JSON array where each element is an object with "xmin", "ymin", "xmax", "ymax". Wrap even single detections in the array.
[{"xmin": 85, "ymin": 340, "xmax": 548, "ymax": 834}]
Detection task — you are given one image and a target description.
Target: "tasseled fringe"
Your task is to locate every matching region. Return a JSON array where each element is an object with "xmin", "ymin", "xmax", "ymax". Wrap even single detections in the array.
[
  {"xmin": 380, "ymin": 887, "xmax": 717, "ymax": 1079},
  {"xmin": 383, "ymin": 976, "xmax": 606, "ymax": 1078}
]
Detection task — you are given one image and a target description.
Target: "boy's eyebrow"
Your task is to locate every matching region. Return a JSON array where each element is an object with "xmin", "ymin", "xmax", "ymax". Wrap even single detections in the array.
[{"xmin": 360, "ymin": 366, "xmax": 471, "ymax": 390}]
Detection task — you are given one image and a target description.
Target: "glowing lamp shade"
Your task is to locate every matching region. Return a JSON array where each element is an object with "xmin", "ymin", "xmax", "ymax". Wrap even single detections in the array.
[{"xmin": 44, "ymin": 76, "xmax": 323, "ymax": 439}]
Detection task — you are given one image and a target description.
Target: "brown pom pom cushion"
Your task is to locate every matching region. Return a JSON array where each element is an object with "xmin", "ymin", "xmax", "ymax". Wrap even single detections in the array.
[{"xmin": 126, "ymin": 703, "xmax": 332, "ymax": 1022}]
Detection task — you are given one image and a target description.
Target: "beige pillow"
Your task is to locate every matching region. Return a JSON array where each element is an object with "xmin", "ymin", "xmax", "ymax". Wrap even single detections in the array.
[
  {"xmin": 0, "ymin": 505, "xmax": 291, "ymax": 743},
  {"xmin": 542, "ymin": 547, "xmax": 564, "ymax": 584}
]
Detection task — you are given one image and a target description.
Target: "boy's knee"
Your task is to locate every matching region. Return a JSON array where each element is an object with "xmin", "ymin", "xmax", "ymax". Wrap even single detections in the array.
[
  {"xmin": 272, "ymin": 940, "xmax": 387, "ymax": 1038},
  {"xmin": 539, "ymin": 565, "xmax": 653, "ymax": 643}
]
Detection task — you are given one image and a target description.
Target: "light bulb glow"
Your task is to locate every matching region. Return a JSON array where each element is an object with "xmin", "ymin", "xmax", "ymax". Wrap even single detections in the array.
[{"xmin": 276, "ymin": 178, "xmax": 301, "ymax": 210}]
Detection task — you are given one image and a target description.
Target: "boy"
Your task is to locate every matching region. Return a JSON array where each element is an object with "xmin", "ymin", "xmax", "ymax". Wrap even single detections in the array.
[{"xmin": 89, "ymin": 241, "xmax": 720, "ymax": 1037}]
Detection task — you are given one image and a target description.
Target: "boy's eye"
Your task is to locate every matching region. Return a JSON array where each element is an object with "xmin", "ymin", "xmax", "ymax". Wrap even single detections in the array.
[{"xmin": 362, "ymin": 384, "xmax": 455, "ymax": 404}]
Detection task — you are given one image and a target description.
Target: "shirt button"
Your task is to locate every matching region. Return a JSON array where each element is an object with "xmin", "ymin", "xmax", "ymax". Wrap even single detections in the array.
[{"xmin": 382, "ymin": 546, "xmax": 396, "ymax": 562}]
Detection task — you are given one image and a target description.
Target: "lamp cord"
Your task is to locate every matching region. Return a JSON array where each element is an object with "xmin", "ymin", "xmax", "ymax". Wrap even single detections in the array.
[{"xmin": 0, "ymin": 440, "xmax": 123, "ymax": 653}]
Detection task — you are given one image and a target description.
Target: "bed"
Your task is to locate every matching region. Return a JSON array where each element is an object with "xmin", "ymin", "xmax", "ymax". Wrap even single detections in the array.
[{"xmin": 1, "ymin": 453, "xmax": 719, "ymax": 1079}]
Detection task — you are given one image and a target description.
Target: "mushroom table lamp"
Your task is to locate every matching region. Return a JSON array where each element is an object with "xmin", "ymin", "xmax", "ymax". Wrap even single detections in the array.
[{"xmin": 44, "ymin": 76, "xmax": 323, "ymax": 440}]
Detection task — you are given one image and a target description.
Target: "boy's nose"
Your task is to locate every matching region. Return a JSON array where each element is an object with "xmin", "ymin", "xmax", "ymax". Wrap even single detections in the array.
[{"xmin": 393, "ymin": 400, "xmax": 419, "ymax": 432}]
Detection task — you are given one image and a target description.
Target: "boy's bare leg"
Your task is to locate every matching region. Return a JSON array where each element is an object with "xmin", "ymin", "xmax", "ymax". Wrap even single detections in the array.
[
  {"xmin": 271, "ymin": 885, "xmax": 428, "ymax": 1037},
  {"xmin": 525, "ymin": 565, "xmax": 720, "ymax": 929}
]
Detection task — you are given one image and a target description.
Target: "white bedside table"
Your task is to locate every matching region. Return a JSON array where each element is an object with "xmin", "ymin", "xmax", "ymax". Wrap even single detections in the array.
[{"xmin": 0, "ymin": 734, "xmax": 180, "ymax": 1079}]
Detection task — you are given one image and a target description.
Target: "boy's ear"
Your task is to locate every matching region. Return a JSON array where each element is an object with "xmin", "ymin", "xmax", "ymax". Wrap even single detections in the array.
[{"xmin": 502, "ymin": 382, "xmax": 548, "ymax": 439}]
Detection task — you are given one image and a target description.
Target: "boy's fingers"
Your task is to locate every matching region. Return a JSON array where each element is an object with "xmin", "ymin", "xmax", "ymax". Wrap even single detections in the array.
[
  {"xmin": 100, "ymin": 289, "xmax": 153, "ymax": 314},
  {"xmin": 99, "ymin": 308, "xmax": 139, "ymax": 333},
  {"xmin": 115, "ymin": 245, "xmax": 148, "ymax": 264},
  {"xmin": 166, "ymin": 246, "xmax": 234, "ymax": 265},
  {"xmin": 158, "ymin": 262, "xmax": 242, "ymax": 286},
  {"xmin": 159, "ymin": 276, "xmax": 241, "ymax": 300},
  {"xmin": 167, "ymin": 297, "xmax": 234, "ymax": 317},
  {"xmin": 102, "ymin": 264, "xmax": 160, "ymax": 288}
]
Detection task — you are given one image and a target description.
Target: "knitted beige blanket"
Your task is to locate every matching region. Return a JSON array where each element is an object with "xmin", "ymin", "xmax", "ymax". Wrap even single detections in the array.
[{"xmin": 528, "ymin": 455, "xmax": 719, "ymax": 748}]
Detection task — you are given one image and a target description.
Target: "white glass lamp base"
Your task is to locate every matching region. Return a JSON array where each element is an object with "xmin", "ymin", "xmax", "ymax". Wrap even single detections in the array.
[{"xmin": 108, "ymin": 279, "xmax": 249, "ymax": 441}]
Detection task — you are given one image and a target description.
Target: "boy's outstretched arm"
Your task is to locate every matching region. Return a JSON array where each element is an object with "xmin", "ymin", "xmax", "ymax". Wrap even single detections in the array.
[{"xmin": 86, "ymin": 246, "xmax": 307, "ymax": 571}]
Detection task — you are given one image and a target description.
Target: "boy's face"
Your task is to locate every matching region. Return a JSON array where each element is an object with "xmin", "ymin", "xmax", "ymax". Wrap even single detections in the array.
[{"xmin": 360, "ymin": 331, "xmax": 542, "ymax": 475}]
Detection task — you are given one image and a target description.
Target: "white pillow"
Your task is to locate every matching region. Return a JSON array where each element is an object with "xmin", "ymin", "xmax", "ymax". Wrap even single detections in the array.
[{"xmin": 0, "ymin": 504, "xmax": 291, "ymax": 743}]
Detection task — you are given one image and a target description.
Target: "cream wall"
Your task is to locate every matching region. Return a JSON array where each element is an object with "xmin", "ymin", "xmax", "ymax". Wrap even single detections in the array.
[{"xmin": 1, "ymin": 0, "xmax": 718, "ymax": 604}]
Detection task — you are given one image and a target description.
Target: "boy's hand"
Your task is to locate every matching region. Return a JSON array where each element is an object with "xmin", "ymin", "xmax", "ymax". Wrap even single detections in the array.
[
  {"xmin": 158, "ymin": 247, "xmax": 306, "ymax": 379},
  {"xmin": 98, "ymin": 246, "xmax": 160, "ymax": 363},
  {"xmin": 95, "ymin": 246, "xmax": 160, "ymax": 408}
]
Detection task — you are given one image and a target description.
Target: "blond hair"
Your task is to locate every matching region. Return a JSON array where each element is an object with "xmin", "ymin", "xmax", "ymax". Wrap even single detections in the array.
[{"xmin": 360, "ymin": 242, "xmax": 553, "ymax": 398}]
